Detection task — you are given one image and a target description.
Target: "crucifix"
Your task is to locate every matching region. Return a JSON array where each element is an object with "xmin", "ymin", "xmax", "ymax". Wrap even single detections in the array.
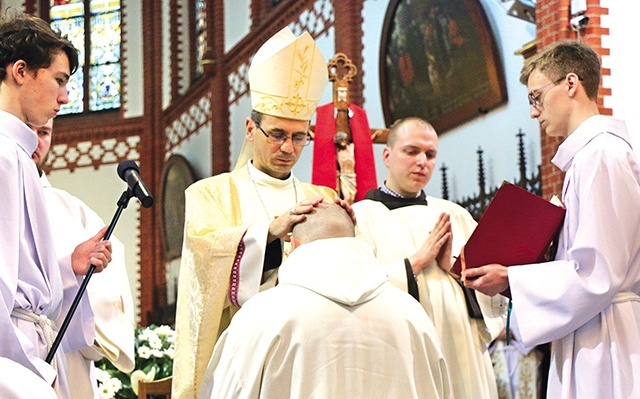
[{"xmin": 311, "ymin": 53, "xmax": 388, "ymax": 203}]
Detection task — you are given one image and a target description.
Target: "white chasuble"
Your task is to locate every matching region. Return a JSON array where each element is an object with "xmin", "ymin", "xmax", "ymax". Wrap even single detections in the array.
[{"xmin": 199, "ymin": 238, "xmax": 452, "ymax": 399}]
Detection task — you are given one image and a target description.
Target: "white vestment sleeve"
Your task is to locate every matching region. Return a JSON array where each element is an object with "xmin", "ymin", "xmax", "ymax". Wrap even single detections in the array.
[
  {"xmin": 0, "ymin": 131, "xmax": 57, "ymax": 385},
  {"xmin": 381, "ymin": 259, "xmax": 409, "ymax": 292},
  {"xmin": 0, "ymin": 357, "xmax": 57, "ymax": 399}
]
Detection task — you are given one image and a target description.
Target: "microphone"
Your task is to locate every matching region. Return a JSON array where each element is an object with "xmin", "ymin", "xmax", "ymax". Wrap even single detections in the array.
[{"xmin": 117, "ymin": 160, "xmax": 155, "ymax": 208}]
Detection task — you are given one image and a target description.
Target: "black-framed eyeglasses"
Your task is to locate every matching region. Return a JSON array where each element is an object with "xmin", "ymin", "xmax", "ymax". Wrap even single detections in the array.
[
  {"xmin": 527, "ymin": 76, "xmax": 566, "ymax": 109},
  {"xmin": 255, "ymin": 121, "xmax": 311, "ymax": 147}
]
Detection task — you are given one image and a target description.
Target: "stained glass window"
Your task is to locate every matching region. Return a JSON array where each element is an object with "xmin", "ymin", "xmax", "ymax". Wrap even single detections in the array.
[
  {"xmin": 195, "ymin": 0, "xmax": 206, "ymax": 78},
  {"xmin": 50, "ymin": 0, "xmax": 121, "ymax": 114}
]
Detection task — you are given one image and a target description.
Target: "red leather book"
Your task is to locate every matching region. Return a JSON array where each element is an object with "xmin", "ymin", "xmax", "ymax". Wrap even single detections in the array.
[{"xmin": 451, "ymin": 183, "xmax": 566, "ymax": 297}]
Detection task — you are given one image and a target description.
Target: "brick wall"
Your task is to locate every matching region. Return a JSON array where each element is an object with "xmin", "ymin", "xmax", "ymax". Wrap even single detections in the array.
[
  {"xmin": 333, "ymin": 0, "xmax": 365, "ymax": 106},
  {"xmin": 534, "ymin": 0, "xmax": 610, "ymax": 199}
]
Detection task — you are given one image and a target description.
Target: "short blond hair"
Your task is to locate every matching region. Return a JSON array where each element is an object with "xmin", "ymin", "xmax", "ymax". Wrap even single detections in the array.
[
  {"xmin": 520, "ymin": 41, "xmax": 600, "ymax": 100},
  {"xmin": 387, "ymin": 117, "xmax": 436, "ymax": 148}
]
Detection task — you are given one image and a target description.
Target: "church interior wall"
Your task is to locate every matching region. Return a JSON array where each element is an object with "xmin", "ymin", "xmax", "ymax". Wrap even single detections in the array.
[
  {"xmin": 174, "ymin": 122, "xmax": 214, "ymax": 179},
  {"xmin": 601, "ymin": 0, "xmax": 640, "ymax": 154},
  {"xmin": 224, "ymin": 0, "xmax": 251, "ymax": 52},
  {"xmin": 1, "ymin": 0, "xmax": 23, "ymax": 13},
  {"xmin": 213, "ymin": 1, "xmax": 252, "ymax": 174},
  {"xmin": 163, "ymin": 123, "xmax": 214, "ymax": 311},
  {"xmin": 229, "ymin": 94, "xmax": 253, "ymax": 169},
  {"xmin": 4, "ymin": 0, "xmax": 637, "ymax": 322}
]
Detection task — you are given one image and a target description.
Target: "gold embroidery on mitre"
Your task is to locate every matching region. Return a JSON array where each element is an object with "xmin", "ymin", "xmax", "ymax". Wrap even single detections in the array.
[{"xmin": 249, "ymin": 28, "xmax": 327, "ymax": 121}]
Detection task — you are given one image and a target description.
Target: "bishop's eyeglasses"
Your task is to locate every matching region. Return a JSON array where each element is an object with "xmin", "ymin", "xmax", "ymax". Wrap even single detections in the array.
[{"xmin": 255, "ymin": 122, "xmax": 311, "ymax": 147}]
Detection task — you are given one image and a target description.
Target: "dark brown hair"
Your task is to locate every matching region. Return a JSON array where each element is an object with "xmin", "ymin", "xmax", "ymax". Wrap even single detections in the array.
[{"xmin": 0, "ymin": 11, "xmax": 79, "ymax": 81}]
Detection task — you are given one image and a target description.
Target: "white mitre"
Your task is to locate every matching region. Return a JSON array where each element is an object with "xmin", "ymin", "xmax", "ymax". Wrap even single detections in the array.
[
  {"xmin": 249, "ymin": 27, "xmax": 327, "ymax": 120},
  {"xmin": 235, "ymin": 27, "xmax": 328, "ymax": 170}
]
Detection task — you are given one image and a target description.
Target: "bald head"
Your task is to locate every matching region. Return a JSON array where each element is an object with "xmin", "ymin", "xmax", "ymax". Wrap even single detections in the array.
[
  {"xmin": 292, "ymin": 202, "xmax": 355, "ymax": 246},
  {"xmin": 382, "ymin": 117, "xmax": 439, "ymax": 197},
  {"xmin": 387, "ymin": 117, "xmax": 437, "ymax": 149}
]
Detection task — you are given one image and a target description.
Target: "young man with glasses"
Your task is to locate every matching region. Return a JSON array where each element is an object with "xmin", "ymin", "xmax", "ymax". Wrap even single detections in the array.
[
  {"xmin": 463, "ymin": 41, "xmax": 640, "ymax": 398},
  {"xmin": 173, "ymin": 27, "xmax": 346, "ymax": 399},
  {"xmin": 527, "ymin": 76, "xmax": 566, "ymax": 110}
]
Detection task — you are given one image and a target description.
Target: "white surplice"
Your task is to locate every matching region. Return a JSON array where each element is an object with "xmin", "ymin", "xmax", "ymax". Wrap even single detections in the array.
[
  {"xmin": 198, "ymin": 237, "xmax": 452, "ymax": 399},
  {"xmin": 41, "ymin": 173, "xmax": 135, "ymax": 399},
  {"xmin": 0, "ymin": 357, "xmax": 57, "ymax": 399},
  {"xmin": 353, "ymin": 196, "xmax": 506, "ymax": 399},
  {"xmin": 508, "ymin": 115, "xmax": 640, "ymax": 398},
  {"xmin": 0, "ymin": 110, "xmax": 94, "ymax": 398}
]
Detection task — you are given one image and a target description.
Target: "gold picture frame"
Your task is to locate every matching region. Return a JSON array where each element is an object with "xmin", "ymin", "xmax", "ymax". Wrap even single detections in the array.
[{"xmin": 379, "ymin": 0, "xmax": 507, "ymax": 133}]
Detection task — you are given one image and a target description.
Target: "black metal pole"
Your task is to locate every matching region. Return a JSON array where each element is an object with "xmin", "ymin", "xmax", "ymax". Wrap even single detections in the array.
[{"xmin": 46, "ymin": 188, "xmax": 134, "ymax": 363}]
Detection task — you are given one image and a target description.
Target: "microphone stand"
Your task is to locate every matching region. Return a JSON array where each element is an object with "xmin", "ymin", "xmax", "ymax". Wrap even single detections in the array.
[{"xmin": 46, "ymin": 188, "xmax": 135, "ymax": 363}]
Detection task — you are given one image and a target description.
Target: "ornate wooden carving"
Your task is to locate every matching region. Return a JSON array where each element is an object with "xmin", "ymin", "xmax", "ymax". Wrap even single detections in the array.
[{"xmin": 328, "ymin": 53, "xmax": 358, "ymax": 141}]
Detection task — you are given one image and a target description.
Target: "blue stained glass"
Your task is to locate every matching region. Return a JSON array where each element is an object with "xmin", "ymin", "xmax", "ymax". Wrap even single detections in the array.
[
  {"xmin": 51, "ymin": 15, "xmax": 85, "ymax": 114},
  {"xmin": 195, "ymin": 0, "xmax": 206, "ymax": 77},
  {"xmin": 59, "ymin": 66, "xmax": 85, "ymax": 115},
  {"xmin": 90, "ymin": 11, "xmax": 121, "ymax": 64},
  {"xmin": 50, "ymin": 0, "xmax": 121, "ymax": 114},
  {"xmin": 90, "ymin": 63, "xmax": 120, "ymax": 111},
  {"xmin": 51, "ymin": 17, "xmax": 85, "ymax": 66},
  {"xmin": 196, "ymin": 0, "xmax": 205, "ymax": 30}
]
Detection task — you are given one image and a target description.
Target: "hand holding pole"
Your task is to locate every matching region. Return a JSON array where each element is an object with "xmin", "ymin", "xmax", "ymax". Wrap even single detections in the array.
[{"xmin": 46, "ymin": 161, "xmax": 154, "ymax": 363}]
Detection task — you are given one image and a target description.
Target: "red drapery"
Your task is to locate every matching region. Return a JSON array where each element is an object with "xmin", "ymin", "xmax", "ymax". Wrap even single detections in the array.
[{"xmin": 312, "ymin": 103, "xmax": 377, "ymax": 202}]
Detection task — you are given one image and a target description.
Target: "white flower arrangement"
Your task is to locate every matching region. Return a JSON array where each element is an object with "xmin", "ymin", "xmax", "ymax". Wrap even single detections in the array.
[{"xmin": 96, "ymin": 324, "xmax": 175, "ymax": 399}]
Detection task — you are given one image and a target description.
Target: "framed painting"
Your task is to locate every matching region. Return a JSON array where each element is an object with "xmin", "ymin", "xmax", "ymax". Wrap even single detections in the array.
[
  {"xmin": 161, "ymin": 154, "xmax": 196, "ymax": 260},
  {"xmin": 379, "ymin": 0, "xmax": 507, "ymax": 133}
]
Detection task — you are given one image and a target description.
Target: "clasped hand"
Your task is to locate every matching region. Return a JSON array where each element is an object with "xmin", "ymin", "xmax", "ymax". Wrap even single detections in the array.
[{"xmin": 408, "ymin": 212, "xmax": 452, "ymax": 275}]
